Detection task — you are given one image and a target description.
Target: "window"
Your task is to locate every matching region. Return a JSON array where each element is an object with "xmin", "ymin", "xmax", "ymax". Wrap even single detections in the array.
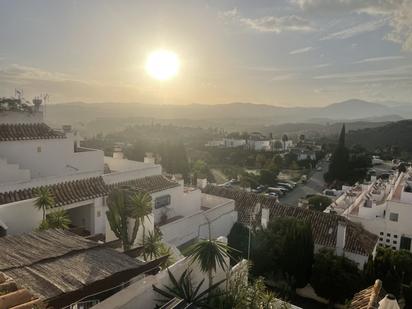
[
  {"xmin": 394, "ymin": 234, "xmax": 398, "ymax": 238},
  {"xmin": 387, "ymin": 233, "xmax": 391, "ymax": 237},
  {"xmin": 392, "ymin": 247, "xmax": 397, "ymax": 250},
  {"xmin": 155, "ymin": 195, "xmax": 171, "ymax": 209},
  {"xmin": 380, "ymin": 232, "xmax": 384, "ymax": 235},
  {"xmin": 393, "ymin": 240, "xmax": 397, "ymax": 244},
  {"xmin": 400, "ymin": 236, "xmax": 412, "ymax": 251},
  {"xmin": 389, "ymin": 213, "xmax": 399, "ymax": 222},
  {"xmin": 386, "ymin": 239, "xmax": 390, "ymax": 243},
  {"xmin": 379, "ymin": 238, "xmax": 383, "ymax": 241}
]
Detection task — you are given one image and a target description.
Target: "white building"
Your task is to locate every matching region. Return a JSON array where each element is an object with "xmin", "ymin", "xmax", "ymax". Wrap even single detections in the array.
[
  {"xmin": 342, "ymin": 171, "xmax": 412, "ymax": 252},
  {"xmin": 0, "ymin": 101, "xmax": 237, "ymax": 249}
]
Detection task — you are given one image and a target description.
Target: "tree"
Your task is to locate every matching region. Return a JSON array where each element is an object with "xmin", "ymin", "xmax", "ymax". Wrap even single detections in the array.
[
  {"xmin": 130, "ymin": 192, "xmax": 153, "ymax": 259},
  {"xmin": 259, "ymin": 169, "xmax": 278, "ymax": 186},
  {"xmin": 34, "ymin": 187, "xmax": 54, "ymax": 220},
  {"xmin": 153, "ymin": 269, "xmax": 224, "ymax": 308},
  {"xmin": 187, "ymin": 238, "xmax": 234, "ymax": 289},
  {"xmin": 325, "ymin": 124, "xmax": 350, "ymax": 183},
  {"xmin": 307, "ymin": 195, "xmax": 333, "ymax": 212},
  {"xmin": 227, "ymin": 222, "xmax": 250, "ymax": 264},
  {"xmin": 311, "ymin": 248, "xmax": 362, "ymax": 304},
  {"xmin": 273, "ymin": 140, "xmax": 283, "ymax": 151},
  {"xmin": 106, "ymin": 188, "xmax": 152, "ymax": 251},
  {"xmin": 282, "ymin": 134, "xmax": 289, "ymax": 151},
  {"xmin": 251, "ymin": 217, "xmax": 314, "ymax": 288}
]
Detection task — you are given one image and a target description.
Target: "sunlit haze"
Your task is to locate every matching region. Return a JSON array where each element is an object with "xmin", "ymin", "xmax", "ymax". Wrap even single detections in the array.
[
  {"xmin": 0, "ymin": 1, "xmax": 411, "ymax": 106},
  {"xmin": 145, "ymin": 50, "xmax": 180, "ymax": 81}
]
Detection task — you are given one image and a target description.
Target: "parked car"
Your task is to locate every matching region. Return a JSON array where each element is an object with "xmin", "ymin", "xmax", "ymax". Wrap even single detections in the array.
[
  {"xmin": 267, "ymin": 187, "xmax": 287, "ymax": 195},
  {"xmin": 277, "ymin": 182, "xmax": 294, "ymax": 190}
]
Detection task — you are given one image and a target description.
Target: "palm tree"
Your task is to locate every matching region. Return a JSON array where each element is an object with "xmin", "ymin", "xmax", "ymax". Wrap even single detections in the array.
[
  {"xmin": 187, "ymin": 237, "xmax": 234, "ymax": 289},
  {"xmin": 130, "ymin": 192, "xmax": 152, "ymax": 259},
  {"xmin": 34, "ymin": 187, "xmax": 54, "ymax": 220},
  {"xmin": 152, "ymin": 269, "xmax": 224, "ymax": 308}
]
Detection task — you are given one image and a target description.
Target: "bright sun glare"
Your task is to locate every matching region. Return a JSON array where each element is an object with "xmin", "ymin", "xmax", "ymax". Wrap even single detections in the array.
[{"xmin": 145, "ymin": 50, "xmax": 180, "ymax": 81}]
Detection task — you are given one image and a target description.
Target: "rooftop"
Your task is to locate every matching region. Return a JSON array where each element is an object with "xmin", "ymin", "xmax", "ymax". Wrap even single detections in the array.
[
  {"xmin": 0, "ymin": 229, "xmax": 165, "ymax": 308},
  {"xmin": 0, "ymin": 123, "xmax": 65, "ymax": 141},
  {"xmin": 108, "ymin": 174, "xmax": 180, "ymax": 194},
  {"xmin": 0, "ymin": 176, "xmax": 108, "ymax": 206},
  {"xmin": 350, "ymin": 279, "xmax": 385, "ymax": 309},
  {"xmin": 203, "ymin": 185, "xmax": 378, "ymax": 256}
]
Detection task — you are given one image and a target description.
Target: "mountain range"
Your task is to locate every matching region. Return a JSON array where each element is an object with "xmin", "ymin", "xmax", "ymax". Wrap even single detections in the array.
[{"xmin": 46, "ymin": 99, "xmax": 411, "ymax": 132}]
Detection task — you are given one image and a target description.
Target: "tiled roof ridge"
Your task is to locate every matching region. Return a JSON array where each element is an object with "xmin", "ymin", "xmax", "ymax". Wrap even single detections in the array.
[
  {"xmin": 109, "ymin": 174, "xmax": 180, "ymax": 193},
  {"xmin": 0, "ymin": 176, "xmax": 108, "ymax": 206},
  {"xmin": 202, "ymin": 185, "xmax": 378, "ymax": 256},
  {"xmin": 0, "ymin": 123, "xmax": 65, "ymax": 141}
]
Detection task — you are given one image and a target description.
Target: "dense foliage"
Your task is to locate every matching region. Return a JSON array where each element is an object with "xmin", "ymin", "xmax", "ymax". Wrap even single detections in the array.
[
  {"xmin": 307, "ymin": 195, "xmax": 333, "ymax": 212},
  {"xmin": 311, "ymin": 249, "xmax": 362, "ymax": 304},
  {"xmin": 251, "ymin": 217, "xmax": 314, "ymax": 288}
]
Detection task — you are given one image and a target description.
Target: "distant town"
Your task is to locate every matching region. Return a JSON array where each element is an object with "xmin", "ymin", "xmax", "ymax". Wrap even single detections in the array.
[{"xmin": 1, "ymin": 93, "xmax": 411, "ymax": 309}]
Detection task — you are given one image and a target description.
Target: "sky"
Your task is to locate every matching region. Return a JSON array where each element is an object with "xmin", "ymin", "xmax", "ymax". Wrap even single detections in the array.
[{"xmin": 0, "ymin": 0, "xmax": 411, "ymax": 107}]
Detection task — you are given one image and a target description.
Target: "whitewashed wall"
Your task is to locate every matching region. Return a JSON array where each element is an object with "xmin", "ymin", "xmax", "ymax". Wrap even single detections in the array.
[
  {"xmin": 160, "ymin": 200, "xmax": 237, "ymax": 247},
  {"xmin": 0, "ymin": 111, "xmax": 43, "ymax": 124},
  {"xmin": 94, "ymin": 237, "xmax": 240, "ymax": 309},
  {"xmin": 0, "ymin": 199, "xmax": 42, "ymax": 234},
  {"xmin": 0, "ymin": 139, "xmax": 103, "ymax": 179}
]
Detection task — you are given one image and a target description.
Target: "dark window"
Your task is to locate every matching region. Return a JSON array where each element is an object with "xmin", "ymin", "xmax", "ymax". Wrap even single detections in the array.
[
  {"xmin": 155, "ymin": 195, "xmax": 171, "ymax": 209},
  {"xmin": 386, "ymin": 239, "xmax": 390, "ymax": 243},
  {"xmin": 389, "ymin": 213, "xmax": 399, "ymax": 222},
  {"xmin": 387, "ymin": 233, "xmax": 391, "ymax": 237},
  {"xmin": 380, "ymin": 232, "xmax": 384, "ymax": 235},
  {"xmin": 394, "ymin": 235, "xmax": 398, "ymax": 238},
  {"xmin": 392, "ymin": 247, "xmax": 396, "ymax": 250},
  {"xmin": 393, "ymin": 240, "xmax": 397, "ymax": 244},
  {"xmin": 379, "ymin": 238, "xmax": 383, "ymax": 241},
  {"xmin": 400, "ymin": 236, "xmax": 412, "ymax": 251}
]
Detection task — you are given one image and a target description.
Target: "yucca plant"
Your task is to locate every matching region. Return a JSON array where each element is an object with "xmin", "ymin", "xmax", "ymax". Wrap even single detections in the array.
[
  {"xmin": 153, "ymin": 269, "xmax": 224, "ymax": 308},
  {"xmin": 187, "ymin": 239, "xmax": 235, "ymax": 289}
]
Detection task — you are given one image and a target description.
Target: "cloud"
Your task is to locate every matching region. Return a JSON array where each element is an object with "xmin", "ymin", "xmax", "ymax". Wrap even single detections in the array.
[
  {"xmin": 313, "ymin": 64, "xmax": 412, "ymax": 83},
  {"xmin": 220, "ymin": 9, "xmax": 315, "ymax": 33},
  {"xmin": 354, "ymin": 56, "xmax": 405, "ymax": 63},
  {"xmin": 320, "ymin": 19, "xmax": 386, "ymax": 40},
  {"xmin": 289, "ymin": 46, "xmax": 315, "ymax": 54},
  {"xmin": 292, "ymin": 0, "xmax": 412, "ymax": 51}
]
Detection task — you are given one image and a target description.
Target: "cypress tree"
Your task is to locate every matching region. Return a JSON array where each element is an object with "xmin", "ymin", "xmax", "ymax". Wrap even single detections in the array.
[{"xmin": 326, "ymin": 124, "xmax": 350, "ymax": 182}]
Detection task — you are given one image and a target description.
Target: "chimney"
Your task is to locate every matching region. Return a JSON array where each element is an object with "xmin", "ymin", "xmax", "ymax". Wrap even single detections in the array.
[
  {"xmin": 144, "ymin": 152, "xmax": 155, "ymax": 164},
  {"xmin": 261, "ymin": 207, "xmax": 270, "ymax": 229},
  {"xmin": 197, "ymin": 178, "xmax": 208, "ymax": 189},
  {"xmin": 113, "ymin": 144, "xmax": 124, "ymax": 159},
  {"xmin": 32, "ymin": 97, "xmax": 42, "ymax": 112},
  {"xmin": 378, "ymin": 294, "xmax": 400, "ymax": 309},
  {"xmin": 336, "ymin": 220, "xmax": 346, "ymax": 256}
]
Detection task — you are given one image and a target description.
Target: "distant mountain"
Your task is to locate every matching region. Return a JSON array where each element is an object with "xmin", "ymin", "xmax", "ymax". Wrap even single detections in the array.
[
  {"xmin": 347, "ymin": 120, "xmax": 412, "ymax": 152},
  {"xmin": 46, "ymin": 99, "xmax": 411, "ymax": 131}
]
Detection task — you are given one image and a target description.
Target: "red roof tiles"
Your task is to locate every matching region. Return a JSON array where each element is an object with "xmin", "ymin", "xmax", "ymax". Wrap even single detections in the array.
[
  {"xmin": 0, "ymin": 123, "xmax": 65, "ymax": 141},
  {"xmin": 202, "ymin": 185, "xmax": 378, "ymax": 256},
  {"xmin": 0, "ymin": 177, "xmax": 108, "ymax": 206},
  {"xmin": 109, "ymin": 175, "xmax": 180, "ymax": 193}
]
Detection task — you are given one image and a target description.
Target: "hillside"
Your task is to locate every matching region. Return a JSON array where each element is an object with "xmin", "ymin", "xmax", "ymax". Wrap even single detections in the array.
[
  {"xmin": 347, "ymin": 120, "xmax": 412, "ymax": 152},
  {"xmin": 46, "ymin": 99, "xmax": 411, "ymax": 125}
]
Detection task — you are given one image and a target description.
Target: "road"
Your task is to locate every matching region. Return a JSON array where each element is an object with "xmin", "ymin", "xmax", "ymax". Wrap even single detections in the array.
[{"xmin": 279, "ymin": 160, "xmax": 329, "ymax": 206}]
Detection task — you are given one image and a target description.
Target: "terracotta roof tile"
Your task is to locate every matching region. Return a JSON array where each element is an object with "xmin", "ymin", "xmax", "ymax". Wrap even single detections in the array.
[
  {"xmin": 350, "ymin": 280, "xmax": 385, "ymax": 309},
  {"xmin": 109, "ymin": 175, "xmax": 180, "ymax": 193},
  {"xmin": 0, "ymin": 123, "xmax": 65, "ymax": 141},
  {"xmin": 202, "ymin": 185, "xmax": 378, "ymax": 256},
  {"xmin": 0, "ymin": 177, "xmax": 108, "ymax": 206}
]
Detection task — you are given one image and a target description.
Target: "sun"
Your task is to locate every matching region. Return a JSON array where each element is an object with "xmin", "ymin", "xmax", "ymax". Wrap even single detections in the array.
[{"xmin": 145, "ymin": 49, "xmax": 180, "ymax": 81}]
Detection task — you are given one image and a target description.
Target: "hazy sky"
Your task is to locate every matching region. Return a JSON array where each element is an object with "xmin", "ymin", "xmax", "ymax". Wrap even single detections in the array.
[{"xmin": 0, "ymin": 0, "xmax": 411, "ymax": 106}]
